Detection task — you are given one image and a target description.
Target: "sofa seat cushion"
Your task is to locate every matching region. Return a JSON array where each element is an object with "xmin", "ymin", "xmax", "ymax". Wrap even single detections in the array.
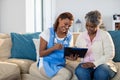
[
  {"xmin": 66, "ymin": 59, "xmax": 80, "ymax": 80},
  {"xmin": 29, "ymin": 62, "xmax": 49, "ymax": 80},
  {"xmin": 0, "ymin": 58, "xmax": 8, "ymax": 61},
  {"xmin": 29, "ymin": 61, "xmax": 79, "ymax": 80},
  {"xmin": 66, "ymin": 59, "xmax": 80, "ymax": 69},
  {"xmin": 22, "ymin": 74, "xmax": 42, "ymax": 80},
  {"xmin": 4, "ymin": 58, "xmax": 34, "ymax": 74},
  {"xmin": 0, "ymin": 62, "xmax": 21, "ymax": 80}
]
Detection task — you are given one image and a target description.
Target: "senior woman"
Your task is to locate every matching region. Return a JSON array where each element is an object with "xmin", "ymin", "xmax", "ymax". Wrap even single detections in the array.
[{"xmin": 75, "ymin": 10, "xmax": 117, "ymax": 80}]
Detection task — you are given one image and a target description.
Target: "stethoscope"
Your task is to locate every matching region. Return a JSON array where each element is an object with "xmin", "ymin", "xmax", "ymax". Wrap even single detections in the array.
[{"xmin": 53, "ymin": 32, "xmax": 68, "ymax": 47}]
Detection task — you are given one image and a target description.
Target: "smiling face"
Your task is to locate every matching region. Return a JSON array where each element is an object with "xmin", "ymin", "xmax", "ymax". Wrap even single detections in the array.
[
  {"xmin": 86, "ymin": 21, "xmax": 98, "ymax": 35},
  {"xmin": 57, "ymin": 18, "xmax": 73, "ymax": 33},
  {"xmin": 85, "ymin": 10, "xmax": 102, "ymax": 35},
  {"xmin": 54, "ymin": 12, "xmax": 74, "ymax": 34}
]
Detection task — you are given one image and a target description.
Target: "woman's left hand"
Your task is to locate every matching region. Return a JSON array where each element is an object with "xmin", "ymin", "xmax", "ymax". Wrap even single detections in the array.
[
  {"xmin": 81, "ymin": 62, "xmax": 95, "ymax": 68},
  {"xmin": 66, "ymin": 54, "xmax": 79, "ymax": 61}
]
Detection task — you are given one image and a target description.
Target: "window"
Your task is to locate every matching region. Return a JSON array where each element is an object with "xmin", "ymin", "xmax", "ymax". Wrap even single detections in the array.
[
  {"xmin": 35, "ymin": 0, "xmax": 43, "ymax": 32},
  {"xmin": 26, "ymin": 0, "xmax": 55, "ymax": 32},
  {"xmin": 113, "ymin": 14, "xmax": 120, "ymax": 30}
]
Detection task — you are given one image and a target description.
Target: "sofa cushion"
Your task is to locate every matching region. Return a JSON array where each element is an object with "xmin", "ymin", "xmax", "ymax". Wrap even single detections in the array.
[
  {"xmin": 10, "ymin": 32, "xmax": 40, "ymax": 61},
  {"xmin": 108, "ymin": 31, "xmax": 120, "ymax": 62},
  {"xmin": 22, "ymin": 74, "xmax": 41, "ymax": 80},
  {"xmin": 111, "ymin": 62, "xmax": 120, "ymax": 80},
  {"xmin": 30, "ymin": 62, "xmax": 79, "ymax": 80},
  {"xmin": 0, "ymin": 33, "xmax": 10, "ymax": 39},
  {"xmin": 66, "ymin": 59, "xmax": 80, "ymax": 80},
  {"xmin": 4, "ymin": 58, "xmax": 34, "ymax": 74},
  {"xmin": 29, "ymin": 62, "xmax": 49, "ymax": 80},
  {"xmin": 0, "ymin": 38, "xmax": 12, "ymax": 58},
  {"xmin": 0, "ymin": 62, "xmax": 21, "ymax": 80},
  {"xmin": 32, "ymin": 39, "xmax": 40, "ymax": 61}
]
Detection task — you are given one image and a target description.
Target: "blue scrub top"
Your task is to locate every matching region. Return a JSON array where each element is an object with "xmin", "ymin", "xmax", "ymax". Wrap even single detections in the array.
[{"xmin": 43, "ymin": 27, "xmax": 72, "ymax": 77}]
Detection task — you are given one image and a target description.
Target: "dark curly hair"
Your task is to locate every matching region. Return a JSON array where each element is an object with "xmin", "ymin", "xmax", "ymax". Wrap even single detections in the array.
[{"xmin": 54, "ymin": 12, "xmax": 74, "ymax": 31}]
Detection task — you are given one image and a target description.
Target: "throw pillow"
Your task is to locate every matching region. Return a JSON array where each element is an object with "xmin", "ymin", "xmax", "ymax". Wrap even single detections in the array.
[
  {"xmin": 32, "ymin": 39, "xmax": 40, "ymax": 61},
  {"xmin": 33, "ymin": 38, "xmax": 43, "ymax": 68},
  {"xmin": 10, "ymin": 32, "xmax": 40, "ymax": 61},
  {"xmin": 108, "ymin": 31, "xmax": 120, "ymax": 62}
]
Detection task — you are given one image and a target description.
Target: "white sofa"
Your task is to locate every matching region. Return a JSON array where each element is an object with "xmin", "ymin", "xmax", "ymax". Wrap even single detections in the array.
[{"xmin": 0, "ymin": 32, "xmax": 120, "ymax": 80}]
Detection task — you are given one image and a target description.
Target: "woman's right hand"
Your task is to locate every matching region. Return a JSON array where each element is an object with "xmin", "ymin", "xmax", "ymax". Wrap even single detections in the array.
[{"xmin": 53, "ymin": 43, "xmax": 63, "ymax": 50}]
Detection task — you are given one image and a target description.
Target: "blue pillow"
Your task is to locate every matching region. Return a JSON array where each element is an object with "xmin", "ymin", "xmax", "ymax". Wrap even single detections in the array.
[
  {"xmin": 10, "ymin": 32, "xmax": 40, "ymax": 61},
  {"xmin": 108, "ymin": 31, "xmax": 120, "ymax": 62}
]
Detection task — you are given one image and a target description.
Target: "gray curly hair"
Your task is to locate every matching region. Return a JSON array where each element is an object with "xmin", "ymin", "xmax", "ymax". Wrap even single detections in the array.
[{"xmin": 85, "ymin": 10, "xmax": 102, "ymax": 26}]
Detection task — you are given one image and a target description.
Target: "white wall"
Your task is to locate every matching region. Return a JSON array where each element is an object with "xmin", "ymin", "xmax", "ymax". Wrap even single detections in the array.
[
  {"xmin": 55, "ymin": 0, "xmax": 120, "ymax": 31},
  {"xmin": 0, "ymin": 0, "xmax": 120, "ymax": 33},
  {"xmin": 0, "ymin": 0, "xmax": 26, "ymax": 33},
  {"xmin": 0, "ymin": 0, "xmax": 55, "ymax": 33}
]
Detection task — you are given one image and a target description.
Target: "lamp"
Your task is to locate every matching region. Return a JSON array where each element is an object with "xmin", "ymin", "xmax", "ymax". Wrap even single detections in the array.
[
  {"xmin": 74, "ymin": 19, "xmax": 82, "ymax": 32},
  {"xmin": 75, "ymin": 19, "xmax": 81, "ymax": 24}
]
